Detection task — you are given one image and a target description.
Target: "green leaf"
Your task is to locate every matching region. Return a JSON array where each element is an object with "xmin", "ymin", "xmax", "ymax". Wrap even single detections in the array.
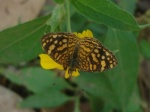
[
  {"xmin": 74, "ymin": 72, "xmax": 116, "ymax": 103},
  {"xmin": 47, "ymin": 5, "xmax": 66, "ymax": 32},
  {"xmin": 20, "ymin": 89, "xmax": 71, "ymax": 108},
  {"xmin": 0, "ymin": 15, "xmax": 51, "ymax": 64},
  {"xmin": 117, "ymin": 0, "xmax": 136, "ymax": 14},
  {"xmin": 102, "ymin": 28, "xmax": 140, "ymax": 110},
  {"xmin": 70, "ymin": 12, "xmax": 88, "ymax": 32},
  {"xmin": 4, "ymin": 67, "xmax": 70, "ymax": 93},
  {"xmin": 71, "ymin": 0, "xmax": 139, "ymax": 31},
  {"xmin": 125, "ymin": 85, "xmax": 142, "ymax": 112},
  {"xmin": 70, "ymin": 12, "xmax": 108, "ymax": 37},
  {"xmin": 53, "ymin": 0, "xmax": 64, "ymax": 4},
  {"xmin": 102, "ymin": 84, "xmax": 142, "ymax": 112},
  {"xmin": 139, "ymin": 39, "xmax": 150, "ymax": 59},
  {"xmin": 90, "ymin": 95, "xmax": 104, "ymax": 112}
]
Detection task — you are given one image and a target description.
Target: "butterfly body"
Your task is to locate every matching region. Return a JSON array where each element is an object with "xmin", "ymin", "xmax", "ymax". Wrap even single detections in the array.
[{"xmin": 68, "ymin": 42, "xmax": 79, "ymax": 75}]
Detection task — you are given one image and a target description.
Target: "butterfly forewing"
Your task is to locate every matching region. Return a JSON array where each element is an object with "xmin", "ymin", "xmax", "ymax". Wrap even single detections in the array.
[
  {"xmin": 41, "ymin": 33, "xmax": 78, "ymax": 69},
  {"xmin": 76, "ymin": 37, "xmax": 117, "ymax": 72}
]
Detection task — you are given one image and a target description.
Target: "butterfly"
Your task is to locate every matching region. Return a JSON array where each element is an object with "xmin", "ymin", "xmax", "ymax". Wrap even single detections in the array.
[{"xmin": 41, "ymin": 33, "xmax": 118, "ymax": 75}]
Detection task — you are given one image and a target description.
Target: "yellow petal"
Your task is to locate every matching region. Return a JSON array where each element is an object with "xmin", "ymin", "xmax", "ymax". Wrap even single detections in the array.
[
  {"xmin": 65, "ymin": 68, "xmax": 70, "ymax": 78},
  {"xmin": 74, "ymin": 29, "xmax": 93, "ymax": 38},
  {"xmin": 82, "ymin": 30, "xmax": 87, "ymax": 37},
  {"xmin": 39, "ymin": 54, "xmax": 63, "ymax": 70},
  {"xmin": 72, "ymin": 70, "xmax": 80, "ymax": 77},
  {"xmin": 65, "ymin": 68, "xmax": 80, "ymax": 78},
  {"xmin": 73, "ymin": 32, "xmax": 78, "ymax": 36},
  {"xmin": 73, "ymin": 32, "xmax": 84, "ymax": 38},
  {"xmin": 85, "ymin": 29, "xmax": 93, "ymax": 38}
]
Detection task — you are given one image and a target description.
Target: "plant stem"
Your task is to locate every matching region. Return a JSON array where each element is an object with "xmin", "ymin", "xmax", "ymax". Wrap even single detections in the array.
[
  {"xmin": 74, "ymin": 96, "xmax": 81, "ymax": 112},
  {"xmin": 65, "ymin": 0, "xmax": 71, "ymax": 32}
]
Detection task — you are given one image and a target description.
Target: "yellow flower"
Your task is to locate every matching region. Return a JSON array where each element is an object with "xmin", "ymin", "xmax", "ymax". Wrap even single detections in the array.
[
  {"xmin": 73, "ymin": 29, "xmax": 93, "ymax": 38},
  {"xmin": 39, "ymin": 30, "xmax": 93, "ymax": 78}
]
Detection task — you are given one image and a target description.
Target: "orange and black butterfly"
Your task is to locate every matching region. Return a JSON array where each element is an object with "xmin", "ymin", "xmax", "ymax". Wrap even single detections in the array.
[{"xmin": 41, "ymin": 33, "xmax": 118, "ymax": 75}]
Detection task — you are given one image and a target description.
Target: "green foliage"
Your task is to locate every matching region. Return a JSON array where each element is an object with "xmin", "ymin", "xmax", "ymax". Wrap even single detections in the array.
[
  {"xmin": 4, "ymin": 67, "xmax": 71, "ymax": 93},
  {"xmin": 139, "ymin": 39, "xmax": 150, "ymax": 59},
  {"xmin": 20, "ymin": 89, "xmax": 70, "ymax": 108},
  {"xmin": 47, "ymin": 4, "xmax": 66, "ymax": 31},
  {"xmin": 117, "ymin": 0, "xmax": 136, "ymax": 14},
  {"xmin": 3, "ymin": 67, "xmax": 72, "ymax": 108},
  {"xmin": 0, "ymin": 0, "xmax": 149, "ymax": 111},
  {"xmin": 103, "ymin": 29, "xmax": 139, "ymax": 111},
  {"xmin": 125, "ymin": 85, "xmax": 143, "ymax": 112},
  {"xmin": 75, "ymin": 29, "xmax": 140, "ymax": 111},
  {"xmin": 71, "ymin": 0, "xmax": 139, "ymax": 31},
  {"xmin": 0, "ymin": 15, "xmax": 51, "ymax": 64},
  {"xmin": 53, "ymin": 0, "xmax": 64, "ymax": 4}
]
